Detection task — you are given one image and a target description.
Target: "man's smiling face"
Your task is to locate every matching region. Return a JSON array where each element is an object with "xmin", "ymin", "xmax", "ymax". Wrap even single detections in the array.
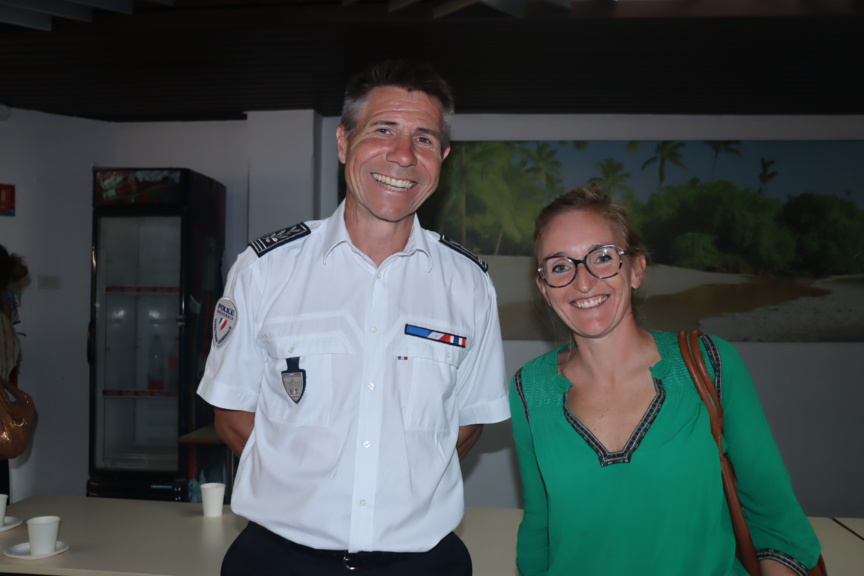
[{"xmin": 338, "ymin": 86, "xmax": 450, "ymax": 226}]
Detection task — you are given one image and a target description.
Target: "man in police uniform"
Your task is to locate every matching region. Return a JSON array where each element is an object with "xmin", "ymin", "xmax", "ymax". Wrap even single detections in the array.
[{"xmin": 198, "ymin": 60, "xmax": 509, "ymax": 575}]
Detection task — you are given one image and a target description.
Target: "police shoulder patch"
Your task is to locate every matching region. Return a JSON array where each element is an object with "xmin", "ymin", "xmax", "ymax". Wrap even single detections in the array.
[
  {"xmin": 249, "ymin": 223, "xmax": 311, "ymax": 257},
  {"xmin": 213, "ymin": 297, "xmax": 238, "ymax": 349},
  {"xmin": 439, "ymin": 235, "xmax": 488, "ymax": 273}
]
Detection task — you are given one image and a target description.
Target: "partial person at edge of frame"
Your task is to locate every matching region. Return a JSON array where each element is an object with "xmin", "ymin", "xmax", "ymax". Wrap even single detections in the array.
[
  {"xmin": 510, "ymin": 184, "xmax": 821, "ymax": 576},
  {"xmin": 0, "ymin": 244, "xmax": 30, "ymax": 496},
  {"xmin": 197, "ymin": 60, "xmax": 510, "ymax": 576}
]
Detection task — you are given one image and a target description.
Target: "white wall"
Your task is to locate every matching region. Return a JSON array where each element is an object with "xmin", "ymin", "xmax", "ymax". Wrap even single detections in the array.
[
  {"xmin": 1, "ymin": 107, "xmax": 862, "ymax": 517},
  {"xmin": 0, "ymin": 108, "xmax": 115, "ymax": 501},
  {"xmin": 246, "ymin": 110, "xmax": 318, "ymax": 242},
  {"xmin": 112, "ymin": 120, "xmax": 249, "ymax": 266},
  {"xmin": 452, "ymin": 113, "xmax": 864, "ymax": 140}
]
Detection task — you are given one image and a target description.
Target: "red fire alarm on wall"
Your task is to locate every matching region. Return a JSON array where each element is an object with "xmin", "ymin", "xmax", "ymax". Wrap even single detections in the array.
[{"xmin": 0, "ymin": 184, "xmax": 15, "ymax": 216}]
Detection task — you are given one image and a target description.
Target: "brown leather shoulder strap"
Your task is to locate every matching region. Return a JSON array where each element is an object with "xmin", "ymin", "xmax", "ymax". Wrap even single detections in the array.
[{"xmin": 678, "ymin": 330, "xmax": 762, "ymax": 576}]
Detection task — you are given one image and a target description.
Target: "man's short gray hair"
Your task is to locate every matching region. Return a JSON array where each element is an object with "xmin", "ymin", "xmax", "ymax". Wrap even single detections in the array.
[{"xmin": 340, "ymin": 60, "xmax": 454, "ymax": 152}]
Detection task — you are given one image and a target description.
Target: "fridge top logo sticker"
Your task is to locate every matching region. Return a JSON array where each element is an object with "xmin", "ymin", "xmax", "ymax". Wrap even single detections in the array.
[{"xmin": 213, "ymin": 298, "xmax": 238, "ymax": 349}]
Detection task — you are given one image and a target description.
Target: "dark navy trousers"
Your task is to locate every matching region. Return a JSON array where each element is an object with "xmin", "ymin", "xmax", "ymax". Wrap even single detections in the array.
[{"xmin": 221, "ymin": 522, "xmax": 472, "ymax": 576}]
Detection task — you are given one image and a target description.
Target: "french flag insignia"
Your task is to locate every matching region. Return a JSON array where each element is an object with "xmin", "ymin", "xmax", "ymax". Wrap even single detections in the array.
[{"xmin": 405, "ymin": 324, "xmax": 467, "ymax": 348}]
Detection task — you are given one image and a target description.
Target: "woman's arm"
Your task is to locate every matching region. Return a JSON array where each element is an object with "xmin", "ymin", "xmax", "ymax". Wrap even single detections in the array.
[
  {"xmin": 711, "ymin": 337, "xmax": 822, "ymax": 573},
  {"xmin": 510, "ymin": 372, "xmax": 550, "ymax": 576},
  {"xmin": 760, "ymin": 559, "xmax": 800, "ymax": 576}
]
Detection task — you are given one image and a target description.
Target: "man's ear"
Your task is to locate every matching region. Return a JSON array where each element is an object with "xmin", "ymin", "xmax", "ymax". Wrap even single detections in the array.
[
  {"xmin": 441, "ymin": 144, "xmax": 451, "ymax": 161},
  {"xmin": 336, "ymin": 124, "xmax": 348, "ymax": 164}
]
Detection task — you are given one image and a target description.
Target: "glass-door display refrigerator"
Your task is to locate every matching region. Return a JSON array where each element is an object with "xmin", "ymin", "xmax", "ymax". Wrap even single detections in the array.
[{"xmin": 87, "ymin": 168, "xmax": 225, "ymax": 501}]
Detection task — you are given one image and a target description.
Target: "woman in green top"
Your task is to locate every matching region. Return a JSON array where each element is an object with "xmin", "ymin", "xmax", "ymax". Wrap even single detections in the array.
[{"xmin": 510, "ymin": 185, "xmax": 821, "ymax": 576}]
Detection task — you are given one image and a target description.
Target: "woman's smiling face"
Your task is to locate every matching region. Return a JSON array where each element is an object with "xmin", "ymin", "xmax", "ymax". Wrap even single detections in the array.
[{"xmin": 535, "ymin": 208, "xmax": 646, "ymax": 341}]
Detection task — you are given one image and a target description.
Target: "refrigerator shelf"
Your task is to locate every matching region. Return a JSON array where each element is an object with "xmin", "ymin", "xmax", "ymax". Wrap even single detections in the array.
[
  {"xmin": 102, "ymin": 389, "xmax": 178, "ymax": 398},
  {"xmin": 101, "ymin": 446, "xmax": 177, "ymax": 471},
  {"xmin": 104, "ymin": 286, "xmax": 179, "ymax": 294}
]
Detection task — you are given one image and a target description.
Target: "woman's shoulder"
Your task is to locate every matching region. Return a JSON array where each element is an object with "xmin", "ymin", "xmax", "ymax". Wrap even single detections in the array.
[
  {"xmin": 650, "ymin": 330, "xmax": 736, "ymax": 358},
  {"xmin": 512, "ymin": 345, "xmax": 568, "ymax": 408},
  {"xmin": 518, "ymin": 345, "xmax": 566, "ymax": 377}
]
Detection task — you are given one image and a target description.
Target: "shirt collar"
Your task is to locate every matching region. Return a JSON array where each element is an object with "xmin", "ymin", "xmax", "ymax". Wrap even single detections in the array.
[{"xmin": 322, "ymin": 200, "xmax": 433, "ymax": 270}]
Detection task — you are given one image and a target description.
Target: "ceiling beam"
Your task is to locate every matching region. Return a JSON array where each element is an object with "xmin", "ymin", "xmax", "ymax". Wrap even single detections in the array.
[
  {"xmin": 0, "ymin": 4, "xmax": 53, "ymax": 30},
  {"xmin": 536, "ymin": 0, "xmax": 571, "ymax": 9},
  {"xmin": 64, "ymin": 0, "xmax": 133, "ymax": 14},
  {"xmin": 0, "ymin": 0, "xmax": 93, "ymax": 22},
  {"xmin": 389, "ymin": 0, "xmax": 422, "ymax": 12},
  {"xmin": 434, "ymin": 0, "xmax": 526, "ymax": 18}
]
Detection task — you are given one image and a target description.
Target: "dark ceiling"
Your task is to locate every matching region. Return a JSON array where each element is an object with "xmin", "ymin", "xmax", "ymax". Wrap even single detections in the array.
[{"xmin": 1, "ymin": 0, "xmax": 863, "ymax": 122}]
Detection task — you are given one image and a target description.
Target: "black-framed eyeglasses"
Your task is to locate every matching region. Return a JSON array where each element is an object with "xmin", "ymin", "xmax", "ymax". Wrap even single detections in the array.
[{"xmin": 538, "ymin": 244, "xmax": 628, "ymax": 288}]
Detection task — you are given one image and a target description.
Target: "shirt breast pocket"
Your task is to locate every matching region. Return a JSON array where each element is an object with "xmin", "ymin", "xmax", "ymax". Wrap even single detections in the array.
[
  {"xmin": 398, "ymin": 339, "xmax": 466, "ymax": 431},
  {"xmin": 259, "ymin": 335, "xmax": 350, "ymax": 427}
]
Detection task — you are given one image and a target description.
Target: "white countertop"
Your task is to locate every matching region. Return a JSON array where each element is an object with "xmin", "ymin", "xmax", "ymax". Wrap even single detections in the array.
[
  {"xmin": 0, "ymin": 495, "xmax": 241, "ymax": 575},
  {"xmin": 0, "ymin": 495, "xmax": 859, "ymax": 576}
]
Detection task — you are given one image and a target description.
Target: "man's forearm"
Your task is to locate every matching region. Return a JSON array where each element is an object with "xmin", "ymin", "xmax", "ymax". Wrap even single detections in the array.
[
  {"xmin": 456, "ymin": 424, "xmax": 483, "ymax": 461},
  {"xmin": 214, "ymin": 407, "xmax": 255, "ymax": 456}
]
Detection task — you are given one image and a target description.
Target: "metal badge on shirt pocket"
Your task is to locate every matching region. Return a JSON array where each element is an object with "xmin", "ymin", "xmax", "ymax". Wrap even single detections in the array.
[{"xmin": 281, "ymin": 357, "xmax": 306, "ymax": 404}]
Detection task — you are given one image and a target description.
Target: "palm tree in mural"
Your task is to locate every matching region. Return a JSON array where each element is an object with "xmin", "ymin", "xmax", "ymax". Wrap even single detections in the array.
[
  {"xmin": 705, "ymin": 140, "xmax": 743, "ymax": 181},
  {"xmin": 641, "ymin": 141, "xmax": 687, "ymax": 191},
  {"xmin": 438, "ymin": 141, "xmax": 518, "ymax": 245},
  {"xmin": 473, "ymin": 156, "xmax": 540, "ymax": 255},
  {"xmin": 559, "ymin": 141, "xmax": 589, "ymax": 151},
  {"xmin": 519, "ymin": 142, "xmax": 564, "ymax": 204},
  {"xmin": 757, "ymin": 158, "xmax": 778, "ymax": 194},
  {"xmin": 588, "ymin": 158, "xmax": 634, "ymax": 202}
]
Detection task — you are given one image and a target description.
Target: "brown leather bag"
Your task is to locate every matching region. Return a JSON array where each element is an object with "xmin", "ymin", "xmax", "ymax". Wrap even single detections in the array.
[
  {"xmin": 678, "ymin": 330, "xmax": 827, "ymax": 576},
  {"xmin": 0, "ymin": 377, "xmax": 36, "ymax": 459}
]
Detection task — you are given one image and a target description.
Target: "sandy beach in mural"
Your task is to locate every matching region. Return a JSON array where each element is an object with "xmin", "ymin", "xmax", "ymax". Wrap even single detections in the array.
[{"xmin": 486, "ymin": 255, "xmax": 864, "ymax": 343}]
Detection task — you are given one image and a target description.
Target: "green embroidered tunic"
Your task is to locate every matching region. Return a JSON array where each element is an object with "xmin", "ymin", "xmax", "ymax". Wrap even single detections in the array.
[{"xmin": 510, "ymin": 331, "xmax": 821, "ymax": 576}]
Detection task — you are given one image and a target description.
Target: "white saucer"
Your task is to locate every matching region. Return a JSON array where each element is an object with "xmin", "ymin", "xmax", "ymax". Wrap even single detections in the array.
[
  {"xmin": 0, "ymin": 517, "xmax": 23, "ymax": 533},
  {"xmin": 3, "ymin": 541, "xmax": 70, "ymax": 560}
]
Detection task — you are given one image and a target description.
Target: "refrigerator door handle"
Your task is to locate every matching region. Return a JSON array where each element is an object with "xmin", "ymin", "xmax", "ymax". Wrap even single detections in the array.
[{"xmin": 87, "ymin": 319, "xmax": 95, "ymax": 365}]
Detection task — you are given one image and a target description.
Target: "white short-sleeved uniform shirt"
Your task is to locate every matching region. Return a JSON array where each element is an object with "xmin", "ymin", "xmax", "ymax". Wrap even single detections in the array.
[{"xmin": 198, "ymin": 201, "xmax": 509, "ymax": 553}]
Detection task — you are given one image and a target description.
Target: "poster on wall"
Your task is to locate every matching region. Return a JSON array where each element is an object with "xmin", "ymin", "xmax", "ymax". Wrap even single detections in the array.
[
  {"xmin": 417, "ymin": 140, "xmax": 864, "ymax": 343},
  {"xmin": 0, "ymin": 184, "xmax": 14, "ymax": 216}
]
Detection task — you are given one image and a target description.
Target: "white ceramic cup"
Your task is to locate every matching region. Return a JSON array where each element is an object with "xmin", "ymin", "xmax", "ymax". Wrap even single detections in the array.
[
  {"xmin": 200, "ymin": 482, "xmax": 226, "ymax": 517},
  {"xmin": 27, "ymin": 515, "xmax": 60, "ymax": 556},
  {"xmin": 0, "ymin": 494, "xmax": 8, "ymax": 524}
]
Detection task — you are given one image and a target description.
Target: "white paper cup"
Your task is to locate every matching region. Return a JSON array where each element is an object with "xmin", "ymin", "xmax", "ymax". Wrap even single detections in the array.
[
  {"xmin": 0, "ymin": 494, "xmax": 8, "ymax": 523},
  {"xmin": 27, "ymin": 515, "xmax": 60, "ymax": 556},
  {"xmin": 200, "ymin": 482, "xmax": 226, "ymax": 517}
]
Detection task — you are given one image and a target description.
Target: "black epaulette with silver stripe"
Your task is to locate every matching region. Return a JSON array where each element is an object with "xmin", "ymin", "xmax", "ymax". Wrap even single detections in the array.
[
  {"xmin": 439, "ymin": 235, "xmax": 488, "ymax": 273},
  {"xmin": 249, "ymin": 223, "xmax": 311, "ymax": 257}
]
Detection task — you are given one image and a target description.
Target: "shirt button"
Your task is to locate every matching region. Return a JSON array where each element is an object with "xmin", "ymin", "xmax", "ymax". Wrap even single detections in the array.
[
  {"xmin": 367, "ymin": 383, "xmax": 375, "ymax": 390},
  {"xmin": 371, "ymin": 326, "xmax": 378, "ymax": 334},
  {"xmin": 363, "ymin": 440, "xmax": 371, "ymax": 448},
  {"xmin": 376, "ymin": 272, "xmax": 382, "ymax": 280},
  {"xmin": 288, "ymin": 346, "xmax": 294, "ymax": 354},
  {"xmin": 446, "ymin": 351, "xmax": 452, "ymax": 359},
  {"xmin": 359, "ymin": 499, "xmax": 367, "ymax": 507}
]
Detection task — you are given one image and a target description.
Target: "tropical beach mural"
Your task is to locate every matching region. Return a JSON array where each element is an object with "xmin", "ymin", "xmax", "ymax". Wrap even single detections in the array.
[{"xmin": 416, "ymin": 140, "xmax": 864, "ymax": 342}]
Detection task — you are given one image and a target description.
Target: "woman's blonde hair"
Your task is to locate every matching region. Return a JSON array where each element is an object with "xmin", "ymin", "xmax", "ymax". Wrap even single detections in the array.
[{"xmin": 533, "ymin": 184, "xmax": 649, "ymax": 264}]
